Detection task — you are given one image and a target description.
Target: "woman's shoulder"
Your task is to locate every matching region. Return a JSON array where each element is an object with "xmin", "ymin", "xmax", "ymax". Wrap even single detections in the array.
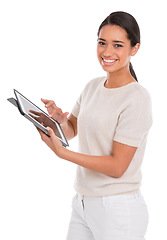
[
  {"xmin": 129, "ymin": 82, "xmax": 152, "ymax": 102},
  {"xmin": 125, "ymin": 83, "xmax": 152, "ymax": 118}
]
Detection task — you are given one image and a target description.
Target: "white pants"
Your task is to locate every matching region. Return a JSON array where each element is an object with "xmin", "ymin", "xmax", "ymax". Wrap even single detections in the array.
[{"xmin": 66, "ymin": 192, "xmax": 149, "ymax": 240}]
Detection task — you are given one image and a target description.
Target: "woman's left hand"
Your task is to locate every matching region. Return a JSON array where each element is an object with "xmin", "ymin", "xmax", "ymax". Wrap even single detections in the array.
[{"xmin": 37, "ymin": 127, "xmax": 64, "ymax": 157}]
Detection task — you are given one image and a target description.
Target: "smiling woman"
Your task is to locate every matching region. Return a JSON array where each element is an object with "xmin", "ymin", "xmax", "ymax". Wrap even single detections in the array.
[
  {"xmin": 36, "ymin": 11, "xmax": 152, "ymax": 240},
  {"xmin": 97, "ymin": 24, "xmax": 140, "ymax": 88},
  {"xmin": 97, "ymin": 11, "xmax": 140, "ymax": 82}
]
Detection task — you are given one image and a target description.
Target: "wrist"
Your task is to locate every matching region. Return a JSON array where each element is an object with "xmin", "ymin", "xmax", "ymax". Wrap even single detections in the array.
[{"xmin": 57, "ymin": 146, "xmax": 68, "ymax": 159}]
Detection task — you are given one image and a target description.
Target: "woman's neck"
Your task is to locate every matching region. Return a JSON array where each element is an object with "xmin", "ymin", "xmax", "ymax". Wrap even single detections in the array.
[{"xmin": 105, "ymin": 69, "xmax": 136, "ymax": 89}]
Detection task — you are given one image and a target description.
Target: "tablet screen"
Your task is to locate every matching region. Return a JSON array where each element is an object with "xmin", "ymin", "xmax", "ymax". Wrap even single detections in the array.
[{"xmin": 14, "ymin": 90, "xmax": 68, "ymax": 147}]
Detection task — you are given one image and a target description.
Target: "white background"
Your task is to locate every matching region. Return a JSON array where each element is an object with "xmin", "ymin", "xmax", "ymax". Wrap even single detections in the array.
[{"xmin": 0, "ymin": 0, "xmax": 166, "ymax": 239}]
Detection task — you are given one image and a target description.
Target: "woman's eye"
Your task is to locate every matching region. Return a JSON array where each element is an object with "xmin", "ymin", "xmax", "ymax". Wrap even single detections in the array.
[
  {"xmin": 114, "ymin": 44, "xmax": 123, "ymax": 48},
  {"xmin": 98, "ymin": 41, "xmax": 106, "ymax": 46}
]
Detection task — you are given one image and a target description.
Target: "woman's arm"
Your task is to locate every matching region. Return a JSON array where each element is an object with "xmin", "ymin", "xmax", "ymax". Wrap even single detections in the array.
[
  {"xmin": 61, "ymin": 114, "xmax": 77, "ymax": 140},
  {"xmin": 38, "ymin": 127, "xmax": 137, "ymax": 178}
]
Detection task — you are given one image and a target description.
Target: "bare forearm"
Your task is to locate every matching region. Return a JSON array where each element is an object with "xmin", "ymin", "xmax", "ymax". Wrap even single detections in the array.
[
  {"xmin": 39, "ymin": 127, "xmax": 136, "ymax": 179},
  {"xmin": 59, "ymin": 148, "xmax": 121, "ymax": 178},
  {"xmin": 60, "ymin": 114, "xmax": 77, "ymax": 141},
  {"xmin": 60, "ymin": 120, "xmax": 75, "ymax": 140}
]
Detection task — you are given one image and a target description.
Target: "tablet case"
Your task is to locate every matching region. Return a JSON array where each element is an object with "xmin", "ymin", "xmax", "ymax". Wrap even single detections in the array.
[
  {"xmin": 7, "ymin": 97, "xmax": 51, "ymax": 137},
  {"xmin": 7, "ymin": 97, "xmax": 18, "ymax": 107}
]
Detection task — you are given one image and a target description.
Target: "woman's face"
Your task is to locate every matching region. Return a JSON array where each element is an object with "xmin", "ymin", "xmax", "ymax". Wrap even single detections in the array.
[{"xmin": 97, "ymin": 25, "xmax": 138, "ymax": 74}]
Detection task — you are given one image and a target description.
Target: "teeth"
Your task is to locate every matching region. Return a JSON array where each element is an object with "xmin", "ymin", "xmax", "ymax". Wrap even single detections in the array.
[{"xmin": 103, "ymin": 59, "xmax": 115, "ymax": 63}]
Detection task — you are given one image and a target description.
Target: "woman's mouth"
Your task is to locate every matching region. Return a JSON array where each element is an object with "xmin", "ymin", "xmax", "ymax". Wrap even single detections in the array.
[{"xmin": 102, "ymin": 58, "xmax": 118, "ymax": 66}]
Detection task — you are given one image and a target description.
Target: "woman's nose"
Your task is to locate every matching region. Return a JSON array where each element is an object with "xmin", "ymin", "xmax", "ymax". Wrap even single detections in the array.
[{"xmin": 103, "ymin": 46, "xmax": 114, "ymax": 57}]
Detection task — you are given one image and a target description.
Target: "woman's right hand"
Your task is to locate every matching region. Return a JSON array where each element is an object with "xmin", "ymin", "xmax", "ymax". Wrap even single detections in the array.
[{"xmin": 41, "ymin": 98, "xmax": 69, "ymax": 124}]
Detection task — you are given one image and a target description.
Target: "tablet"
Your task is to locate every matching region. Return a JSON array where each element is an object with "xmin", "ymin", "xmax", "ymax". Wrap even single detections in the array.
[{"xmin": 7, "ymin": 89, "xmax": 69, "ymax": 147}]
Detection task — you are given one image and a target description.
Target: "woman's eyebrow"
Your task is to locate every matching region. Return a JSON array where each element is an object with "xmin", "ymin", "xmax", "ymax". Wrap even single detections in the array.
[
  {"xmin": 98, "ymin": 38, "xmax": 125, "ymax": 44},
  {"xmin": 98, "ymin": 38, "xmax": 106, "ymax": 41},
  {"xmin": 113, "ymin": 40, "xmax": 125, "ymax": 44}
]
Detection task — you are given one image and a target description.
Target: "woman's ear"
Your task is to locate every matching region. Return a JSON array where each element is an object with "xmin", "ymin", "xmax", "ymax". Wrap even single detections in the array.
[{"xmin": 131, "ymin": 43, "xmax": 140, "ymax": 56}]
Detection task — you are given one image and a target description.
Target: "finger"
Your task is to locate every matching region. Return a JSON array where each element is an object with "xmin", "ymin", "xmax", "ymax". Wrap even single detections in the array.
[
  {"xmin": 41, "ymin": 98, "xmax": 50, "ymax": 104},
  {"xmin": 36, "ymin": 126, "xmax": 50, "ymax": 142},
  {"xmin": 49, "ymin": 108, "xmax": 63, "ymax": 118},
  {"xmin": 29, "ymin": 114, "xmax": 39, "ymax": 121},
  {"xmin": 45, "ymin": 100, "xmax": 56, "ymax": 108},
  {"xmin": 46, "ymin": 127, "xmax": 60, "ymax": 144},
  {"xmin": 63, "ymin": 112, "xmax": 69, "ymax": 118},
  {"xmin": 46, "ymin": 127, "xmax": 55, "ymax": 139},
  {"xmin": 29, "ymin": 110, "xmax": 41, "ymax": 116},
  {"xmin": 60, "ymin": 112, "xmax": 69, "ymax": 120}
]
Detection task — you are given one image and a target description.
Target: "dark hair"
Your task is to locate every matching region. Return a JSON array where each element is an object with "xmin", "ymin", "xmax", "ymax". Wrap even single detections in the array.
[{"xmin": 97, "ymin": 11, "xmax": 140, "ymax": 81}]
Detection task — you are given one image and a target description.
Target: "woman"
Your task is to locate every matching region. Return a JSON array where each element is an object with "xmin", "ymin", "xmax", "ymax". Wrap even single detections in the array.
[{"xmin": 37, "ymin": 11, "xmax": 152, "ymax": 240}]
